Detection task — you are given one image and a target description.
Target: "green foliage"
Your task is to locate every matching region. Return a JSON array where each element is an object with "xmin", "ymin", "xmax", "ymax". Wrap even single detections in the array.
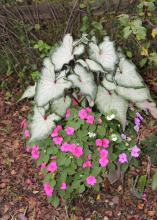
[
  {"xmin": 132, "ymin": 175, "xmax": 147, "ymax": 198},
  {"xmin": 79, "ymin": 0, "xmax": 157, "ymax": 71},
  {"xmin": 141, "ymin": 134, "xmax": 157, "ymax": 164},
  {"xmin": 26, "ymin": 106, "xmax": 140, "ymax": 207},
  {"xmin": 152, "ymin": 171, "xmax": 157, "ymax": 190},
  {"xmin": 117, "ymin": 0, "xmax": 157, "ymax": 69},
  {"xmin": 33, "ymin": 40, "xmax": 51, "ymax": 58}
]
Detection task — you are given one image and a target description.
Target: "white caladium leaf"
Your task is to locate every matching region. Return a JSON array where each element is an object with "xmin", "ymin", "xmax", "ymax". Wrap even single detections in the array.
[
  {"xmin": 29, "ymin": 106, "xmax": 60, "ymax": 143},
  {"xmin": 102, "ymin": 75, "xmax": 116, "ymax": 90},
  {"xmin": 95, "ymin": 86, "xmax": 128, "ymax": 129},
  {"xmin": 85, "ymin": 59, "xmax": 104, "ymax": 73},
  {"xmin": 76, "ymin": 59, "xmax": 104, "ymax": 73},
  {"xmin": 116, "ymin": 86, "xmax": 151, "ymax": 102},
  {"xmin": 19, "ymin": 84, "xmax": 36, "ymax": 101},
  {"xmin": 35, "ymin": 58, "xmax": 72, "ymax": 106},
  {"xmin": 51, "ymin": 96, "xmax": 71, "ymax": 117},
  {"xmin": 115, "ymin": 58, "xmax": 144, "ymax": 88},
  {"xmin": 89, "ymin": 36, "xmax": 118, "ymax": 71},
  {"xmin": 136, "ymin": 101, "xmax": 157, "ymax": 119},
  {"xmin": 68, "ymin": 64, "xmax": 97, "ymax": 105},
  {"xmin": 51, "ymin": 34, "xmax": 73, "ymax": 71},
  {"xmin": 76, "ymin": 59, "xmax": 89, "ymax": 69},
  {"xmin": 73, "ymin": 44, "xmax": 85, "ymax": 56}
]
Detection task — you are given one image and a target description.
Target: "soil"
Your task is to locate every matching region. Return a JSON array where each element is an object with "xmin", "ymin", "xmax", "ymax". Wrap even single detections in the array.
[{"xmin": 0, "ymin": 89, "xmax": 157, "ymax": 220}]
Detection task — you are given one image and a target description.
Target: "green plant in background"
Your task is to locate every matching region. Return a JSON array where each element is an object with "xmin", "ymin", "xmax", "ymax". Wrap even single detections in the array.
[
  {"xmin": 152, "ymin": 171, "xmax": 157, "ymax": 190},
  {"xmin": 33, "ymin": 40, "xmax": 51, "ymax": 58},
  {"xmin": 117, "ymin": 0, "xmax": 157, "ymax": 68},
  {"xmin": 132, "ymin": 175, "xmax": 147, "ymax": 198},
  {"xmin": 80, "ymin": 0, "xmax": 157, "ymax": 70},
  {"xmin": 142, "ymin": 134, "xmax": 157, "ymax": 164}
]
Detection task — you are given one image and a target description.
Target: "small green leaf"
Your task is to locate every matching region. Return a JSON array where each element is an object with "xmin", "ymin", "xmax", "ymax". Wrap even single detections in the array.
[
  {"xmin": 121, "ymin": 163, "xmax": 129, "ymax": 172},
  {"xmin": 79, "ymin": 184, "xmax": 85, "ymax": 193},
  {"xmin": 51, "ymin": 195, "xmax": 59, "ymax": 208},
  {"xmin": 137, "ymin": 175, "xmax": 147, "ymax": 193},
  {"xmin": 152, "ymin": 172, "xmax": 157, "ymax": 190},
  {"xmin": 123, "ymin": 26, "xmax": 132, "ymax": 39}
]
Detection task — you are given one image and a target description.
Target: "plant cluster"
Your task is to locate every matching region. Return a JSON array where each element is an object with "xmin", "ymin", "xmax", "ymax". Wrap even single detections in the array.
[{"xmin": 20, "ymin": 32, "xmax": 157, "ymax": 206}]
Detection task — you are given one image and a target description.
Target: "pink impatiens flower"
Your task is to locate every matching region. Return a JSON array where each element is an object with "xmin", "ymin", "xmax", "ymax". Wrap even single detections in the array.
[
  {"xmin": 119, "ymin": 153, "xmax": 128, "ymax": 164},
  {"xmin": 102, "ymin": 138, "xmax": 110, "ymax": 148},
  {"xmin": 100, "ymin": 149, "xmax": 108, "ymax": 158},
  {"xmin": 88, "ymin": 155, "xmax": 92, "ymax": 160},
  {"xmin": 99, "ymin": 157, "xmax": 109, "ymax": 167},
  {"xmin": 66, "ymin": 108, "xmax": 71, "ymax": 119},
  {"xmin": 82, "ymin": 160, "xmax": 92, "ymax": 168},
  {"xmin": 53, "ymin": 136, "xmax": 63, "ymax": 145},
  {"xmin": 86, "ymin": 176, "xmax": 96, "ymax": 186},
  {"xmin": 131, "ymin": 145, "xmax": 140, "ymax": 158},
  {"xmin": 61, "ymin": 142, "xmax": 71, "ymax": 152},
  {"xmin": 66, "ymin": 126, "xmax": 75, "ymax": 136},
  {"xmin": 31, "ymin": 145, "xmax": 40, "ymax": 159},
  {"xmin": 78, "ymin": 108, "xmax": 88, "ymax": 119},
  {"xmin": 47, "ymin": 161, "xmax": 58, "ymax": 172},
  {"xmin": 60, "ymin": 182, "xmax": 67, "ymax": 190},
  {"xmin": 72, "ymin": 145, "xmax": 83, "ymax": 158},
  {"xmin": 40, "ymin": 162, "xmax": 46, "ymax": 170},
  {"xmin": 24, "ymin": 130, "xmax": 30, "ymax": 139},
  {"xmin": 86, "ymin": 107, "xmax": 92, "ymax": 113},
  {"xmin": 51, "ymin": 125, "xmax": 62, "ymax": 138},
  {"xmin": 96, "ymin": 139, "xmax": 103, "ymax": 147},
  {"xmin": 43, "ymin": 183, "xmax": 54, "ymax": 197},
  {"xmin": 86, "ymin": 115, "xmax": 95, "ymax": 124}
]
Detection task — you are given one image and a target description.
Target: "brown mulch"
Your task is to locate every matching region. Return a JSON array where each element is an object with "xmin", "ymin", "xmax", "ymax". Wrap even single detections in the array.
[{"xmin": 0, "ymin": 90, "xmax": 157, "ymax": 220}]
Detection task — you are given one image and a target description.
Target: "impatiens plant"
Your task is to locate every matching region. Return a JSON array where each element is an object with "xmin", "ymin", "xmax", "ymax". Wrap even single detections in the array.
[{"xmin": 20, "ymin": 33, "xmax": 157, "ymax": 207}]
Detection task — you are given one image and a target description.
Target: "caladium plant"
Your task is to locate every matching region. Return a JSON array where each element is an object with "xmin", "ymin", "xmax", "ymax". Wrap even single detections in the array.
[{"xmin": 20, "ymin": 33, "xmax": 157, "ymax": 143}]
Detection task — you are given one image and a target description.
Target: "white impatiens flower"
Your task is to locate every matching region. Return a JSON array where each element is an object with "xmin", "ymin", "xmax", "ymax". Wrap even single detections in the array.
[
  {"xmin": 88, "ymin": 132, "xmax": 96, "ymax": 138},
  {"xmin": 106, "ymin": 113, "xmax": 116, "ymax": 121},
  {"xmin": 89, "ymin": 36, "xmax": 118, "ymax": 71},
  {"xmin": 111, "ymin": 134, "xmax": 118, "ymax": 142}
]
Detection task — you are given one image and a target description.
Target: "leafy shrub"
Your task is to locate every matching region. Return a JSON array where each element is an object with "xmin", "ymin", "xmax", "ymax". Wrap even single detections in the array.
[
  {"xmin": 23, "ymin": 105, "xmax": 142, "ymax": 207},
  {"xmin": 20, "ymin": 33, "xmax": 157, "ymax": 206}
]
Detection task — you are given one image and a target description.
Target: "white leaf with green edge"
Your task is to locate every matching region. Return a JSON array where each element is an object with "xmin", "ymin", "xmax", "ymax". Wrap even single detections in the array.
[
  {"xmin": 102, "ymin": 75, "xmax": 116, "ymax": 90},
  {"xmin": 68, "ymin": 64, "xmax": 97, "ymax": 105},
  {"xmin": 73, "ymin": 44, "xmax": 85, "ymax": 56},
  {"xmin": 85, "ymin": 59, "xmax": 104, "ymax": 73},
  {"xmin": 116, "ymin": 86, "xmax": 151, "ymax": 102},
  {"xmin": 95, "ymin": 86, "xmax": 128, "ymax": 129},
  {"xmin": 29, "ymin": 106, "xmax": 60, "ymax": 143},
  {"xmin": 89, "ymin": 36, "xmax": 118, "ymax": 71},
  {"xmin": 51, "ymin": 96, "xmax": 71, "ymax": 117},
  {"xmin": 76, "ymin": 59, "xmax": 89, "ymax": 69},
  {"xmin": 51, "ymin": 34, "xmax": 73, "ymax": 71},
  {"xmin": 35, "ymin": 58, "xmax": 72, "ymax": 106},
  {"xmin": 19, "ymin": 84, "xmax": 36, "ymax": 101},
  {"xmin": 115, "ymin": 58, "xmax": 144, "ymax": 88},
  {"xmin": 136, "ymin": 101, "xmax": 157, "ymax": 119},
  {"xmin": 76, "ymin": 59, "xmax": 104, "ymax": 73}
]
